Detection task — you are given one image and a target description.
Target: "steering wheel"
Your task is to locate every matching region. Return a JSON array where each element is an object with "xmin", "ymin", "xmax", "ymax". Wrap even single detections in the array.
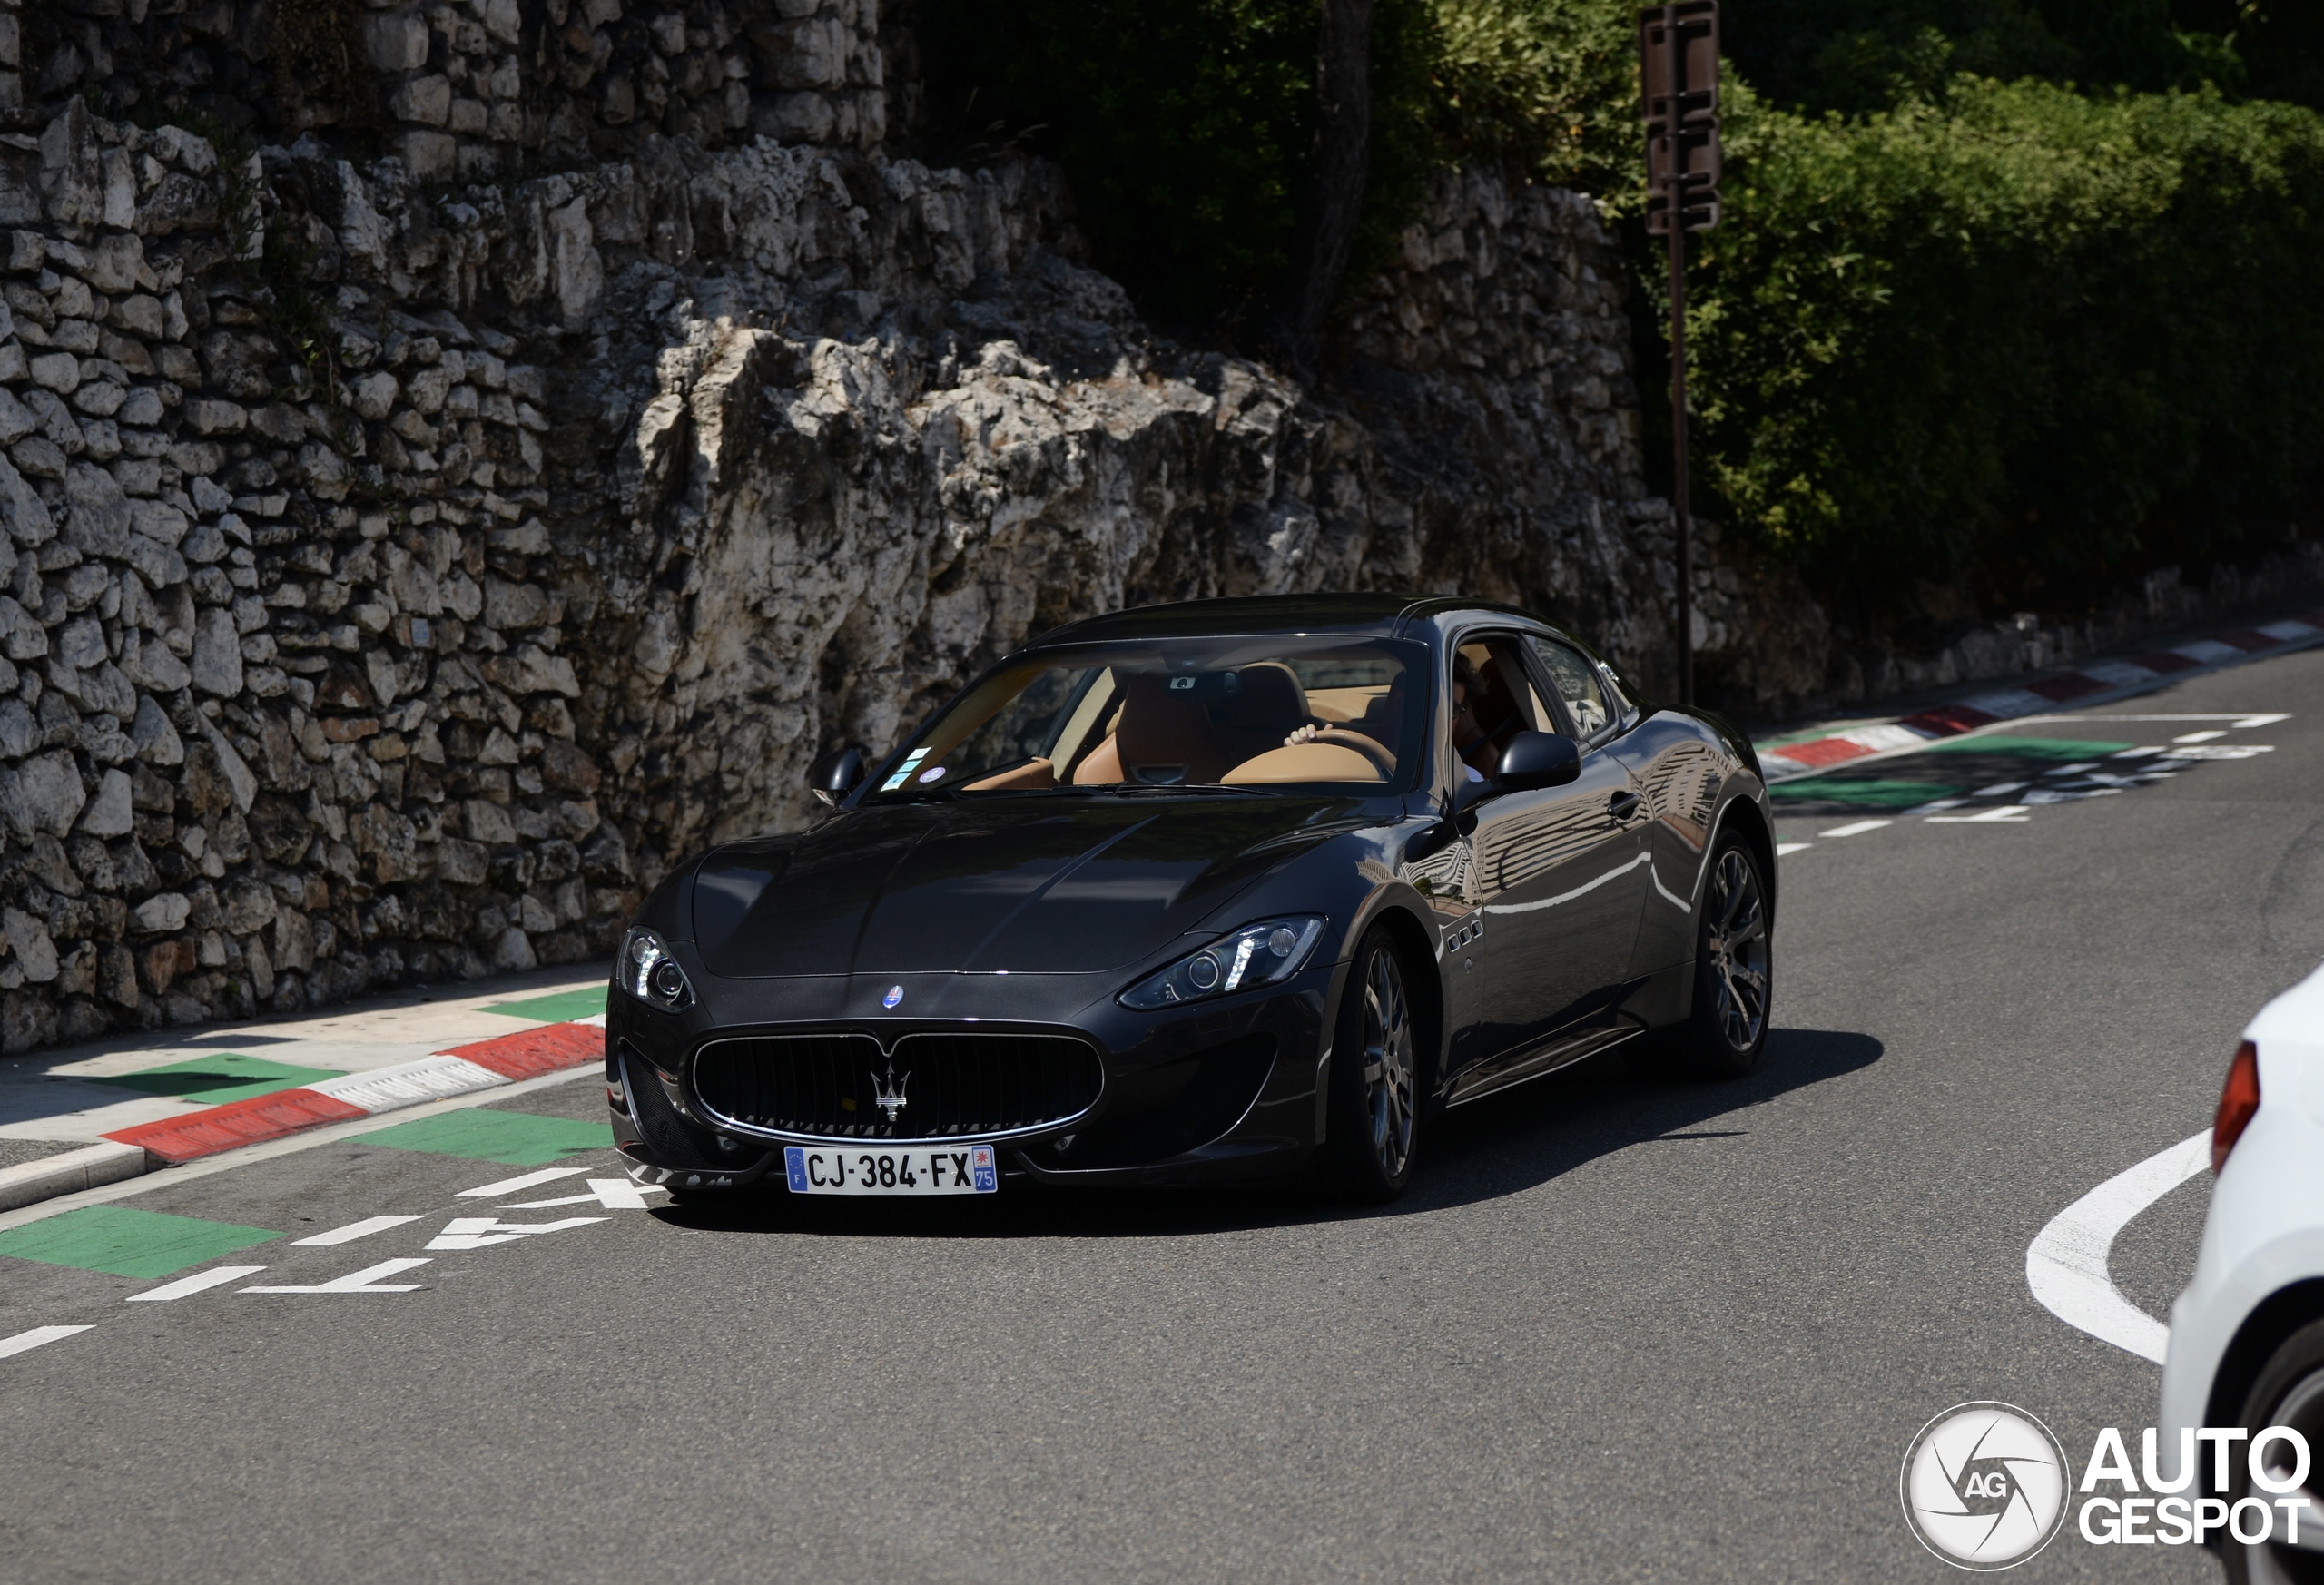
[{"xmin": 1305, "ymin": 727, "xmax": 1397, "ymax": 777}]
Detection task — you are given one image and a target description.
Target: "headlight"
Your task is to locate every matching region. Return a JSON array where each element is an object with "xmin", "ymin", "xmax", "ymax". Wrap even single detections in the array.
[
  {"xmin": 620, "ymin": 928, "xmax": 694, "ymax": 1011},
  {"xmin": 1118, "ymin": 917, "xmax": 1325, "ymax": 1010}
]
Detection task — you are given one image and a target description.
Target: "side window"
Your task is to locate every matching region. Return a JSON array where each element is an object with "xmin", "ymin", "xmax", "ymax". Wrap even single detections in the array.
[
  {"xmin": 1528, "ymin": 637, "xmax": 1614, "ymax": 742},
  {"xmin": 1449, "ymin": 635, "xmax": 1547, "ymax": 781}
]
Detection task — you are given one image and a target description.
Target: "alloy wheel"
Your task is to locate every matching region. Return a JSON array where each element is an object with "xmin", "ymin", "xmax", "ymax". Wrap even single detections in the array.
[
  {"xmin": 1360, "ymin": 946, "xmax": 1415, "ymax": 1179},
  {"xmin": 2245, "ymin": 1363, "xmax": 2324, "ymax": 1583},
  {"xmin": 1704, "ymin": 849, "xmax": 1770, "ymax": 1052}
]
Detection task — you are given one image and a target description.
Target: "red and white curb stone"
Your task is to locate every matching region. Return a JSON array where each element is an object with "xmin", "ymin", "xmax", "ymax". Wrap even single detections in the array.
[
  {"xmin": 0, "ymin": 1018, "xmax": 606, "ymax": 1210},
  {"xmin": 1756, "ymin": 614, "xmax": 2324, "ymax": 782}
]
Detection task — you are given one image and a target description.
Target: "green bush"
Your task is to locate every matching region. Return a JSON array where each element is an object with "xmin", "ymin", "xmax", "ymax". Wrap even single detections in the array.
[
  {"xmin": 921, "ymin": 1, "xmax": 2324, "ymax": 614},
  {"xmin": 1689, "ymin": 78, "xmax": 2324, "ymax": 605},
  {"xmin": 1425, "ymin": 0, "xmax": 1637, "ymax": 193}
]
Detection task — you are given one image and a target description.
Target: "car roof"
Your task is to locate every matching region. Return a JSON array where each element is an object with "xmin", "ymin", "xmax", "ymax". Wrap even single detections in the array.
[{"xmin": 1030, "ymin": 593, "xmax": 1547, "ymax": 646}]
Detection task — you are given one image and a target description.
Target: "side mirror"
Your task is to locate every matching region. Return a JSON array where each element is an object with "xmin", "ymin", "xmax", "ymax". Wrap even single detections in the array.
[
  {"xmin": 1496, "ymin": 731, "xmax": 1581, "ymax": 791},
  {"xmin": 808, "ymin": 744, "xmax": 867, "ymax": 808}
]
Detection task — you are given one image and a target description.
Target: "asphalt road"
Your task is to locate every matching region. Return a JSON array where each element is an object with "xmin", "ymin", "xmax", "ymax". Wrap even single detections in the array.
[{"xmin": 5, "ymin": 648, "xmax": 2322, "ymax": 1583}]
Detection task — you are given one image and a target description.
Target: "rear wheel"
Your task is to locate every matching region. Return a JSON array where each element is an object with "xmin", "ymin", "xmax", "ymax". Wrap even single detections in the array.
[
  {"xmin": 1322, "ymin": 927, "xmax": 1420, "ymax": 1203},
  {"xmin": 2224, "ymin": 1316, "xmax": 2324, "ymax": 1584},
  {"xmin": 1686, "ymin": 834, "xmax": 1771, "ymax": 1078}
]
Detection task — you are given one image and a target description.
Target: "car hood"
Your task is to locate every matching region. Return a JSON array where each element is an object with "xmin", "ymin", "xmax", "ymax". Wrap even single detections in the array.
[{"xmin": 691, "ymin": 797, "xmax": 1354, "ymax": 978}]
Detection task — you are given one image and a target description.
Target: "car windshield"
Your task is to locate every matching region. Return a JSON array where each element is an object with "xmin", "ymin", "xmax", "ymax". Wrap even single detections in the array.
[{"xmin": 865, "ymin": 636, "xmax": 1431, "ymax": 799}]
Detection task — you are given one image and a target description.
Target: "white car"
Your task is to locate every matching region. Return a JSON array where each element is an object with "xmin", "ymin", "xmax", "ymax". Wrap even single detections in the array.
[{"xmin": 2162, "ymin": 960, "xmax": 2324, "ymax": 1582}]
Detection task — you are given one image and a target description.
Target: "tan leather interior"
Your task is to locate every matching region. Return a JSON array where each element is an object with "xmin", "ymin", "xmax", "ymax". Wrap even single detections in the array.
[
  {"xmin": 1074, "ymin": 666, "xmax": 1308, "ymax": 784},
  {"xmin": 1221, "ymin": 743, "xmax": 1385, "ymax": 783},
  {"xmin": 1307, "ymin": 684, "xmax": 1389, "ymax": 723},
  {"xmin": 1051, "ymin": 663, "xmax": 1405, "ymax": 786},
  {"xmin": 964, "ymin": 757, "xmax": 1057, "ymax": 791},
  {"xmin": 1071, "ymin": 733, "xmax": 1124, "ymax": 785}
]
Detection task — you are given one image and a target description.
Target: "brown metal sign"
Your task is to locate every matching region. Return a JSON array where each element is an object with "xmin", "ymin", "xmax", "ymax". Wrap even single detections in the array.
[
  {"xmin": 1640, "ymin": 0, "xmax": 1719, "ymax": 703},
  {"xmin": 1640, "ymin": 1, "xmax": 1721, "ymax": 235}
]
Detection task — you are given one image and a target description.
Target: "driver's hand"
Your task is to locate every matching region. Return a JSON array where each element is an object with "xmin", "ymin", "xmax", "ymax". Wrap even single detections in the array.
[{"xmin": 1283, "ymin": 723, "xmax": 1322, "ymax": 747}]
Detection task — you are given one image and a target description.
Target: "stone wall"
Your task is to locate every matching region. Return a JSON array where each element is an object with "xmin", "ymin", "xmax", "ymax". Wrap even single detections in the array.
[
  {"xmin": 16, "ymin": 0, "xmax": 884, "ymax": 163},
  {"xmin": 0, "ymin": 59, "xmax": 1694, "ymax": 1053}
]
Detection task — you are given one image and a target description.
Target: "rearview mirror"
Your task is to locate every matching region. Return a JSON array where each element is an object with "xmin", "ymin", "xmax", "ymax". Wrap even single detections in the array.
[
  {"xmin": 808, "ymin": 744, "xmax": 867, "ymax": 808},
  {"xmin": 1496, "ymin": 731, "xmax": 1581, "ymax": 790}
]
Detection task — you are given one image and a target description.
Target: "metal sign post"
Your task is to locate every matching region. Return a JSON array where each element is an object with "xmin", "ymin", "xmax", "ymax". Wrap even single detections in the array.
[{"xmin": 1640, "ymin": 1, "xmax": 1720, "ymax": 705}]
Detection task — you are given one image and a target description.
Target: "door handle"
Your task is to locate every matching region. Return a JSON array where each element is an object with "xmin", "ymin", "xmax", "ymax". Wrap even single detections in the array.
[{"xmin": 1608, "ymin": 791, "xmax": 1642, "ymax": 822}]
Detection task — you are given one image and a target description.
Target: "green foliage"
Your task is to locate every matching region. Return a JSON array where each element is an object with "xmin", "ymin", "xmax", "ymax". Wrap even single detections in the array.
[
  {"xmin": 1688, "ymin": 77, "xmax": 2324, "ymax": 605},
  {"xmin": 923, "ymin": 0, "xmax": 2324, "ymax": 614},
  {"xmin": 1725, "ymin": 0, "xmax": 2247, "ymax": 115},
  {"xmin": 1425, "ymin": 0, "xmax": 1637, "ymax": 194},
  {"xmin": 920, "ymin": 0, "xmax": 1438, "ymax": 329}
]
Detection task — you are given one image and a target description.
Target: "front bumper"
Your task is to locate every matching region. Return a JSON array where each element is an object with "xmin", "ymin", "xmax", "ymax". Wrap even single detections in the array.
[{"xmin": 607, "ymin": 961, "xmax": 1337, "ymax": 1191}]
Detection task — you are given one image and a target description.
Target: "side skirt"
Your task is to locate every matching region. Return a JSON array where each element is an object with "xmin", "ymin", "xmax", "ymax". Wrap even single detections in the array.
[{"xmin": 1443, "ymin": 1016, "xmax": 1648, "ymax": 1109}]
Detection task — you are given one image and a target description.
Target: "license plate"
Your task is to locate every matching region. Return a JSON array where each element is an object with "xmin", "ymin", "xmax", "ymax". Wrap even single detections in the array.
[{"xmin": 783, "ymin": 1145, "xmax": 998, "ymax": 1196}]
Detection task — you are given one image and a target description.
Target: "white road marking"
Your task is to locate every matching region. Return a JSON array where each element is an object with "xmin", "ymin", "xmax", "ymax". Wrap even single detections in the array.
[
  {"xmin": 0, "ymin": 1065, "xmax": 601, "ymax": 1238},
  {"xmin": 2025, "ymin": 1130, "xmax": 2210, "ymax": 1364},
  {"xmin": 2169, "ymin": 743, "xmax": 2275, "ymax": 760},
  {"xmin": 126, "ymin": 1265, "xmax": 268, "ymax": 1301},
  {"xmin": 0, "ymin": 1324, "xmax": 93, "ymax": 1359},
  {"xmin": 425, "ymin": 1216, "xmax": 606, "ymax": 1250},
  {"xmin": 2063, "ymin": 713, "xmax": 2284, "ymax": 721},
  {"xmin": 499, "ymin": 1179, "xmax": 667, "ymax": 1210},
  {"xmin": 1833, "ymin": 724, "xmax": 1931, "ymax": 752},
  {"xmin": 1926, "ymin": 805, "xmax": 2032, "ymax": 823},
  {"xmin": 1776, "ymin": 842, "xmax": 1812, "ymax": 855},
  {"xmin": 2173, "ymin": 730, "xmax": 2227, "ymax": 743},
  {"xmin": 2234, "ymin": 713, "xmax": 2291, "ymax": 727},
  {"xmin": 291, "ymin": 1215, "xmax": 423, "ymax": 1246},
  {"xmin": 455, "ymin": 1167, "xmax": 588, "ymax": 1199},
  {"xmin": 242, "ymin": 1258, "xmax": 432, "ymax": 1294},
  {"xmin": 2112, "ymin": 746, "xmax": 2167, "ymax": 758},
  {"xmin": 1972, "ymin": 782, "xmax": 2028, "ymax": 795},
  {"xmin": 1817, "ymin": 820, "xmax": 1891, "ymax": 838}
]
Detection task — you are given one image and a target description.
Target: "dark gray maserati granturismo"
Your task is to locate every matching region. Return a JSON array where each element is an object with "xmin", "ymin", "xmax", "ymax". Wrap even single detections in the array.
[{"xmin": 606, "ymin": 594, "xmax": 1777, "ymax": 1204}]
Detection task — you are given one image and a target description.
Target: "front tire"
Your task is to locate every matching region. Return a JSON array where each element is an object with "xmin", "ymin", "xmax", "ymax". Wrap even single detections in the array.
[
  {"xmin": 2224, "ymin": 1316, "xmax": 2324, "ymax": 1584},
  {"xmin": 1686, "ymin": 834, "xmax": 1771, "ymax": 1078},
  {"xmin": 1321, "ymin": 927, "xmax": 1420, "ymax": 1203}
]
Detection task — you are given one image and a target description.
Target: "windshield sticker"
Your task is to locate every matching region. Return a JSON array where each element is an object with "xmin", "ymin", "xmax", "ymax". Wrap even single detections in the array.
[{"xmin": 881, "ymin": 747, "xmax": 931, "ymax": 792}]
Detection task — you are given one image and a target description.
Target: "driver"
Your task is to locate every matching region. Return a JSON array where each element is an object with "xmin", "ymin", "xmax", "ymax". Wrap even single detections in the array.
[
  {"xmin": 1447, "ymin": 655, "xmax": 1502, "ymax": 779},
  {"xmin": 1279, "ymin": 659, "xmax": 1498, "ymax": 780}
]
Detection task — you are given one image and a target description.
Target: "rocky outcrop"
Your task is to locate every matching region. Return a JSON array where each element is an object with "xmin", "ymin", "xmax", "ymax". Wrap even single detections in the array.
[{"xmin": 574, "ymin": 159, "xmax": 1683, "ymax": 856}]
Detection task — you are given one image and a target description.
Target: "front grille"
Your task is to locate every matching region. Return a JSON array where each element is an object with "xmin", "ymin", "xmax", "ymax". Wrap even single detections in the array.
[{"xmin": 692, "ymin": 1031, "xmax": 1105, "ymax": 1141}]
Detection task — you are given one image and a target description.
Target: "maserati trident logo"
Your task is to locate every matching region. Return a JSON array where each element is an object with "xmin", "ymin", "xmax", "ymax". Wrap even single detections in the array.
[
  {"xmin": 870, "ymin": 1062, "xmax": 911, "ymax": 1124},
  {"xmin": 882, "ymin": 984, "xmax": 903, "ymax": 1009}
]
